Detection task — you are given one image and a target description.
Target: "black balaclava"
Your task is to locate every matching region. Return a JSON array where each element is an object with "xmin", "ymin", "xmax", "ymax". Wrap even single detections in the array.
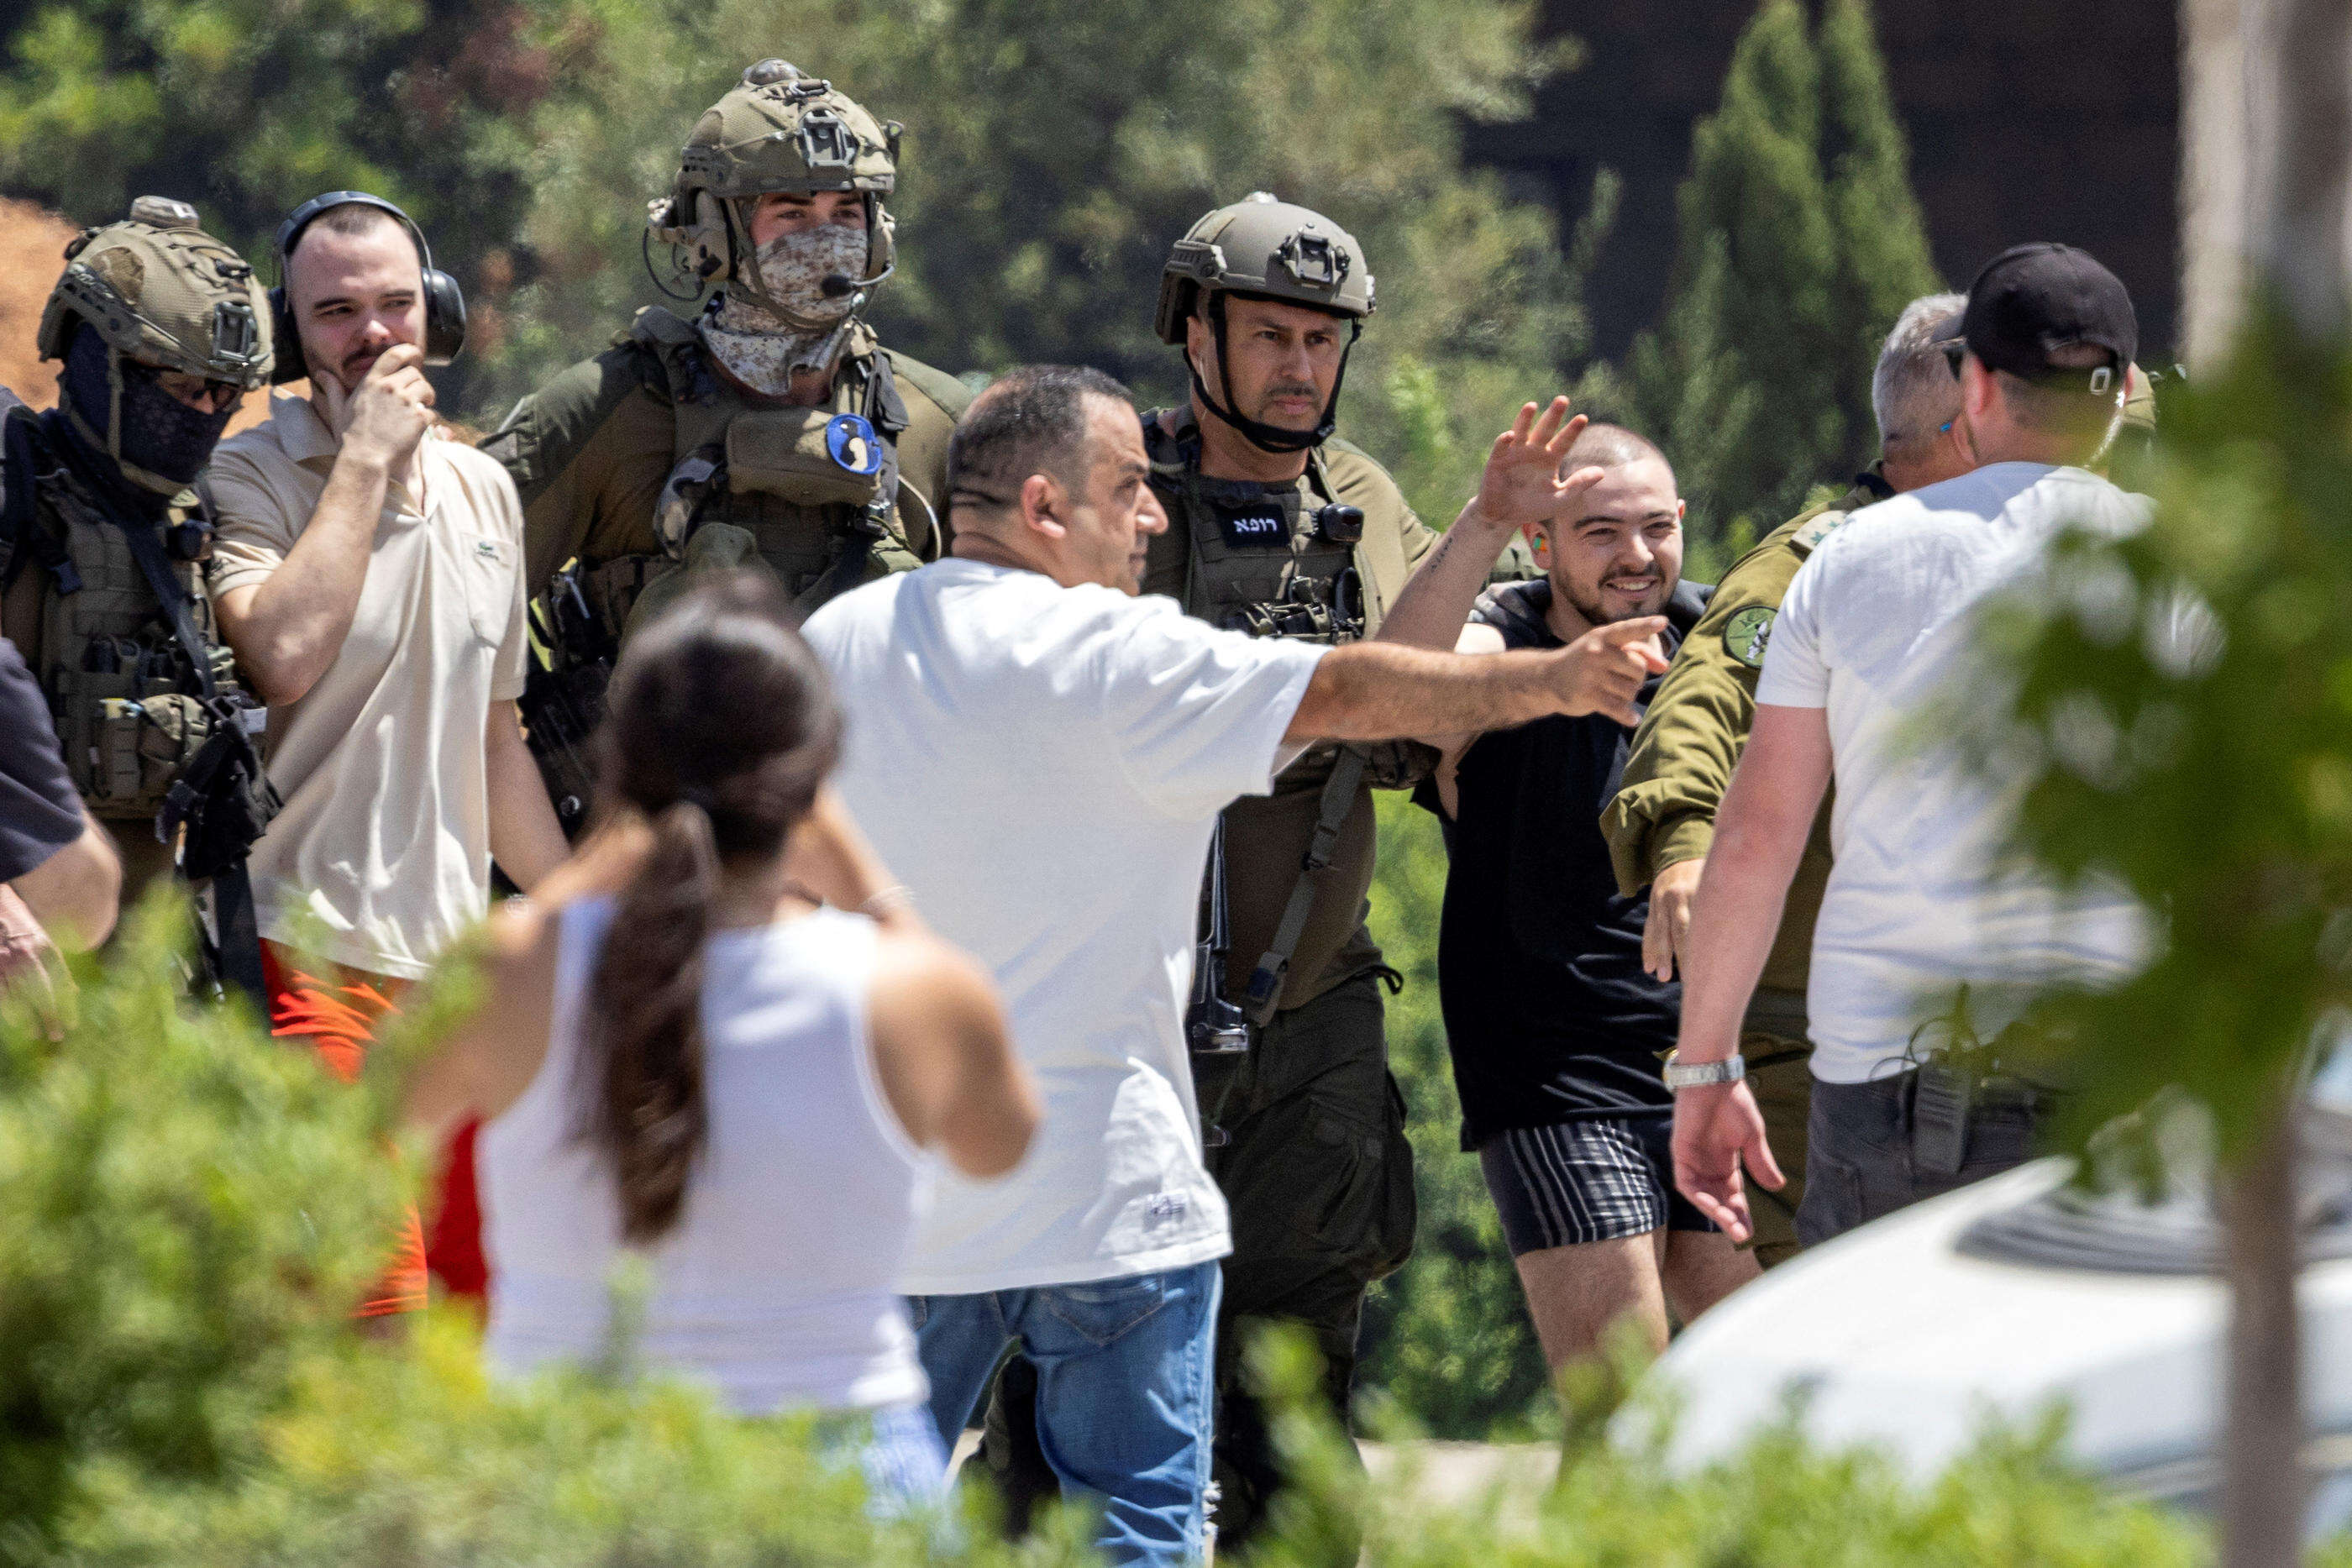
[{"xmin": 59, "ymin": 323, "xmax": 235, "ymax": 494}]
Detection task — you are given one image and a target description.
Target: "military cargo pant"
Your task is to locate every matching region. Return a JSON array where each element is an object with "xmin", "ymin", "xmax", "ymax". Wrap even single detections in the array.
[
  {"xmin": 978, "ymin": 972, "xmax": 1416, "ymax": 1554},
  {"xmin": 1733, "ymin": 989, "xmax": 1810, "ymax": 1267}
]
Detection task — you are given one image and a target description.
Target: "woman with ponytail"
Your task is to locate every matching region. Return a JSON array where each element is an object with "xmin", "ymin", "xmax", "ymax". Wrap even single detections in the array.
[{"xmin": 407, "ymin": 573, "xmax": 1038, "ymax": 1503}]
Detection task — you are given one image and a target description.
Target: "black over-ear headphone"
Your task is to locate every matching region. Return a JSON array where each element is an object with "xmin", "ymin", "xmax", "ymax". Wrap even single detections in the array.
[{"xmin": 269, "ymin": 190, "xmax": 467, "ymax": 385}]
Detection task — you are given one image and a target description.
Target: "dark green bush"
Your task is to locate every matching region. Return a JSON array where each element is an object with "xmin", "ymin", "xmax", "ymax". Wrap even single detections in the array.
[{"xmin": 5, "ymin": 888, "xmax": 2296, "ymax": 1568}]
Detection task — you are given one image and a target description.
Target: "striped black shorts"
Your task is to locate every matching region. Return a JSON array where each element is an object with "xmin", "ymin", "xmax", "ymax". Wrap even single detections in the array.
[{"xmin": 1476, "ymin": 1117, "xmax": 1715, "ymax": 1256}]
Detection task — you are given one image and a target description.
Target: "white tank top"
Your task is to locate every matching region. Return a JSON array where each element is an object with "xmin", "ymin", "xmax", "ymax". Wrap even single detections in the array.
[{"xmin": 480, "ymin": 898, "xmax": 932, "ymax": 1413}]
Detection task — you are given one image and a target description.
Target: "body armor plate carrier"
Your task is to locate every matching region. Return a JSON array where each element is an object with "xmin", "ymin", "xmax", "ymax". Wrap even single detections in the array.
[{"xmin": 0, "ymin": 391, "xmax": 276, "ymax": 998}]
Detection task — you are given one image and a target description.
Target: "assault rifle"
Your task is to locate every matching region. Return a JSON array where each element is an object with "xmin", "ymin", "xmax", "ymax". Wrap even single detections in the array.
[
  {"xmin": 1186, "ymin": 815, "xmax": 1251, "ymax": 1057},
  {"xmin": 520, "ymin": 563, "xmax": 613, "ymax": 840}
]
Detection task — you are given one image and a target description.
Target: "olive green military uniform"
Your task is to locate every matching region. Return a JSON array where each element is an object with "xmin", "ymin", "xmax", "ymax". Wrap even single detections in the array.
[
  {"xmin": 1600, "ymin": 469, "xmax": 1892, "ymax": 1266},
  {"xmin": 482, "ymin": 312, "xmax": 968, "ymax": 625},
  {"xmin": 482, "ymin": 58, "xmax": 966, "ymax": 645},
  {"xmin": 2, "ymin": 197, "xmax": 275, "ymax": 983}
]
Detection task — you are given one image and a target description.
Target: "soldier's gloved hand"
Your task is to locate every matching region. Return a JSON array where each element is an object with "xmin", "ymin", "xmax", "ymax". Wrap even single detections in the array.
[
  {"xmin": 323, "ymin": 343, "xmax": 437, "ymax": 472},
  {"xmin": 1645, "ymin": 856, "xmax": 1705, "ymax": 982},
  {"xmin": 1471, "ymin": 396, "xmax": 1604, "ymax": 532},
  {"xmin": 1548, "ymin": 616, "xmax": 1669, "ymax": 727}
]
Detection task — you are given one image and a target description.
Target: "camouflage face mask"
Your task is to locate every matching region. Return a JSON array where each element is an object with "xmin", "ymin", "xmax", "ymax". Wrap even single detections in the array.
[{"xmin": 698, "ymin": 224, "xmax": 869, "ymax": 395}]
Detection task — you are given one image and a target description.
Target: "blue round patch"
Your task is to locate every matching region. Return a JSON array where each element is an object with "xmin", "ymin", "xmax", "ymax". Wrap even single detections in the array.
[{"xmin": 825, "ymin": 412, "xmax": 885, "ymax": 477}]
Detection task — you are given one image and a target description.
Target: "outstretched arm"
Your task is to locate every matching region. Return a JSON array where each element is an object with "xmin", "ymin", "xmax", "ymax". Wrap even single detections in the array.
[
  {"xmin": 1669, "ymin": 703, "xmax": 1830, "ymax": 1240},
  {"xmin": 1285, "ymin": 617, "xmax": 1667, "ymax": 745}
]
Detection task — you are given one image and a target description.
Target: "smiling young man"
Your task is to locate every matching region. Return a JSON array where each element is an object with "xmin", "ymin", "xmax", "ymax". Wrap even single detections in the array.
[
  {"xmin": 803, "ymin": 366, "xmax": 1672, "ymax": 1565},
  {"xmin": 206, "ymin": 195, "xmax": 567, "ymax": 1309},
  {"xmin": 1425, "ymin": 422, "xmax": 1758, "ymax": 1376}
]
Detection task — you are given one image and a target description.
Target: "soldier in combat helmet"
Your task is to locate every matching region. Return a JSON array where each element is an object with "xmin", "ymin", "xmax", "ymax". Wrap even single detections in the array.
[
  {"xmin": 1, "ymin": 197, "xmax": 278, "ymax": 996},
  {"xmin": 485, "ymin": 60, "xmax": 969, "ymax": 829},
  {"xmin": 983, "ymin": 192, "xmax": 1589, "ymax": 1551}
]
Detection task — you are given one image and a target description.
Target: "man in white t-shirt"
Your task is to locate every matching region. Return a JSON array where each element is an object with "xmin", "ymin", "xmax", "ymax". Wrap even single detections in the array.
[
  {"xmin": 1667, "ymin": 244, "xmax": 2152, "ymax": 1250},
  {"xmin": 207, "ymin": 195, "xmax": 569, "ymax": 1308},
  {"xmin": 804, "ymin": 364, "xmax": 1667, "ymax": 1565}
]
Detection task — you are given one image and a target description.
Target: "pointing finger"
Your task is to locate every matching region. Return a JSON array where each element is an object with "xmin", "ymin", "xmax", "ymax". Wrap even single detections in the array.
[
  {"xmin": 1597, "ymin": 616, "xmax": 1668, "ymax": 646},
  {"xmin": 1508, "ymin": 401, "xmax": 1539, "ymax": 447}
]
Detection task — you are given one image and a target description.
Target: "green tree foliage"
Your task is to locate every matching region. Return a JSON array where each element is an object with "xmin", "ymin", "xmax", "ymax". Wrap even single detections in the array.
[
  {"xmin": 0, "ymin": 0, "xmax": 1592, "ymax": 465},
  {"xmin": 1627, "ymin": 0, "xmax": 1940, "ymax": 564},
  {"xmin": 0, "ymin": 0, "xmax": 587, "ymax": 408}
]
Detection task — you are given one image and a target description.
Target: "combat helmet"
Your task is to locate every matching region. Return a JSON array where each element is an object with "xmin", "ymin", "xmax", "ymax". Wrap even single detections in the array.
[
  {"xmin": 1154, "ymin": 193, "xmax": 1373, "ymax": 453},
  {"xmin": 37, "ymin": 196, "xmax": 273, "ymax": 490},
  {"xmin": 647, "ymin": 59, "xmax": 902, "ymax": 331}
]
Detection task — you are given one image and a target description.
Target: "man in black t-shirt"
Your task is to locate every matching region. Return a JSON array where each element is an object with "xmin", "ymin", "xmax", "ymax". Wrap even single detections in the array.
[
  {"xmin": 0, "ymin": 635, "xmax": 122, "ymax": 980},
  {"xmin": 1425, "ymin": 423, "xmax": 1756, "ymax": 1373}
]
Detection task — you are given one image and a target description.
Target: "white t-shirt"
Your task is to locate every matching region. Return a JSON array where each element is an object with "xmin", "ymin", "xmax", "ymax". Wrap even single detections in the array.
[
  {"xmin": 801, "ymin": 559, "xmax": 1325, "ymax": 1294},
  {"xmin": 1755, "ymin": 462, "xmax": 2150, "ymax": 1083},
  {"xmin": 207, "ymin": 394, "xmax": 529, "ymax": 979}
]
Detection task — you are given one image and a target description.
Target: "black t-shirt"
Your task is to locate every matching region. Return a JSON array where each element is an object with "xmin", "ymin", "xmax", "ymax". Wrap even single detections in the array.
[
  {"xmin": 0, "ymin": 635, "xmax": 81, "ymax": 883},
  {"xmin": 1431, "ymin": 579, "xmax": 1710, "ymax": 1149}
]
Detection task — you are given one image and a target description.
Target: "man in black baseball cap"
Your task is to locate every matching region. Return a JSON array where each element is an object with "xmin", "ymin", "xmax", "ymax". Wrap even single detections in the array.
[
  {"xmin": 1935, "ymin": 242, "xmax": 2137, "ymax": 459},
  {"xmin": 1669, "ymin": 241, "xmax": 2154, "ymax": 1251}
]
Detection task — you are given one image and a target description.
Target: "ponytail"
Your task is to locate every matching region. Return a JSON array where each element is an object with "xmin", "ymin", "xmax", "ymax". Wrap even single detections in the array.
[
  {"xmin": 580, "ymin": 570, "xmax": 843, "ymax": 1243},
  {"xmin": 585, "ymin": 800, "xmax": 719, "ymax": 1243}
]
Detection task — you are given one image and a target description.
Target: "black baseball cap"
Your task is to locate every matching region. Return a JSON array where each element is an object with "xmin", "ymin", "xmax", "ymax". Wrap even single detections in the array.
[{"xmin": 1936, "ymin": 243, "xmax": 2137, "ymax": 396}]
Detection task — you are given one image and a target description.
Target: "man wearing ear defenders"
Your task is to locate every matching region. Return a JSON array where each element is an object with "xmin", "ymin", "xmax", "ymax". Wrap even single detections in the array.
[
  {"xmin": 483, "ymin": 59, "xmax": 970, "ymax": 669},
  {"xmin": 204, "ymin": 191, "xmax": 569, "ymax": 1313},
  {"xmin": 0, "ymin": 195, "xmax": 277, "ymax": 995}
]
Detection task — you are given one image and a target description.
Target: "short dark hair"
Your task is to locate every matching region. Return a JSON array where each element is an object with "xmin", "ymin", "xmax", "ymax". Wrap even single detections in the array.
[
  {"xmin": 285, "ymin": 202, "xmax": 425, "ymax": 275},
  {"xmin": 948, "ymin": 364, "xmax": 1134, "ymax": 512},
  {"xmin": 1563, "ymin": 421, "xmax": 1670, "ymax": 479}
]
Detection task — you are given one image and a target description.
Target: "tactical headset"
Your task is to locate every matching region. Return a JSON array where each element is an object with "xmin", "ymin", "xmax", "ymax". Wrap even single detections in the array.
[{"xmin": 268, "ymin": 191, "xmax": 465, "ymax": 385}]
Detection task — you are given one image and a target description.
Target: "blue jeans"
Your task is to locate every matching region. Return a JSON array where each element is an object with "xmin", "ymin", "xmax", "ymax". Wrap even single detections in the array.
[{"xmin": 911, "ymin": 1261, "xmax": 1221, "ymax": 1566}]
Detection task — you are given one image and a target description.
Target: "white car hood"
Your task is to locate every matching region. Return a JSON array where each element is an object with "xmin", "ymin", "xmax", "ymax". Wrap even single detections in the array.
[{"xmin": 1634, "ymin": 1160, "xmax": 2352, "ymax": 1480}]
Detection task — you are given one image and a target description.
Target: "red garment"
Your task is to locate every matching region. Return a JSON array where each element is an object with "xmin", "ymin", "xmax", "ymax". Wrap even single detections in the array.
[{"xmin": 260, "ymin": 941, "xmax": 491, "ymax": 1311}]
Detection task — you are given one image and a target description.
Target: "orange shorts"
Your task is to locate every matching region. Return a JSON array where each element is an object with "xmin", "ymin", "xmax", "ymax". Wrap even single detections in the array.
[{"xmin": 260, "ymin": 941, "xmax": 490, "ymax": 1314}]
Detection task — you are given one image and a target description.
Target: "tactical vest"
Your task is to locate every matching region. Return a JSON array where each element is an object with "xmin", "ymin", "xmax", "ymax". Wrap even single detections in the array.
[
  {"xmin": 605, "ymin": 308, "xmax": 937, "ymax": 625},
  {"xmin": 1144, "ymin": 412, "xmax": 1365, "ymax": 645},
  {"xmin": 0, "ymin": 402, "xmax": 236, "ymax": 823},
  {"xmin": 1144, "ymin": 412, "xmax": 1425, "ymax": 1025}
]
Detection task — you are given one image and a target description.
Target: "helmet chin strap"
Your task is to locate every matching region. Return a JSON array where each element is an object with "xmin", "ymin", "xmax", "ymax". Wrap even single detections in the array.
[{"xmin": 1190, "ymin": 291, "xmax": 1358, "ymax": 454}]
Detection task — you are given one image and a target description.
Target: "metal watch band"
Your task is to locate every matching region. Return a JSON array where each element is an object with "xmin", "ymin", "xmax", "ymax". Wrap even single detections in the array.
[{"xmin": 1662, "ymin": 1053, "xmax": 1746, "ymax": 1090}]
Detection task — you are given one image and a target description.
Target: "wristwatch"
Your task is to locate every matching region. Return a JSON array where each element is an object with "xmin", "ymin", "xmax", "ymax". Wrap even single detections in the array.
[{"xmin": 1662, "ymin": 1051, "xmax": 1746, "ymax": 1091}]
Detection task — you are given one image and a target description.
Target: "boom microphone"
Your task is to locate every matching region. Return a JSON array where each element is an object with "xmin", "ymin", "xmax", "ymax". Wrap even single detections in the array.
[{"xmin": 821, "ymin": 274, "xmax": 855, "ymax": 298}]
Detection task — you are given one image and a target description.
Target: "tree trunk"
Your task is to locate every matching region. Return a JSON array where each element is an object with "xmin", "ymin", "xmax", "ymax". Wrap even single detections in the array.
[
  {"xmin": 2221, "ymin": 1093, "xmax": 2303, "ymax": 1568},
  {"xmin": 2248, "ymin": 0, "xmax": 2350, "ymax": 341},
  {"xmin": 2199, "ymin": 5, "xmax": 2347, "ymax": 1560}
]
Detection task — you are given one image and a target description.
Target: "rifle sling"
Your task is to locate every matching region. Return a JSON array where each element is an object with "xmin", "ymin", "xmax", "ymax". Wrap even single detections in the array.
[{"xmin": 1242, "ymin": 746, "xmax": 1368, "ymax": 1025}]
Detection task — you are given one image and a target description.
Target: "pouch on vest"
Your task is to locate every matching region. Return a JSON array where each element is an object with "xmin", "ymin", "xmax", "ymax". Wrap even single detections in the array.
[{"xmin": 725, "ymin": 407, "xmax": 886, "ymax": 510}]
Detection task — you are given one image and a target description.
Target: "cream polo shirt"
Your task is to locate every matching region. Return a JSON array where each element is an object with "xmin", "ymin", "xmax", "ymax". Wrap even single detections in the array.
[{"xmin": 206, "ymin": 391, "xmax": 530, "ymax": 980}]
